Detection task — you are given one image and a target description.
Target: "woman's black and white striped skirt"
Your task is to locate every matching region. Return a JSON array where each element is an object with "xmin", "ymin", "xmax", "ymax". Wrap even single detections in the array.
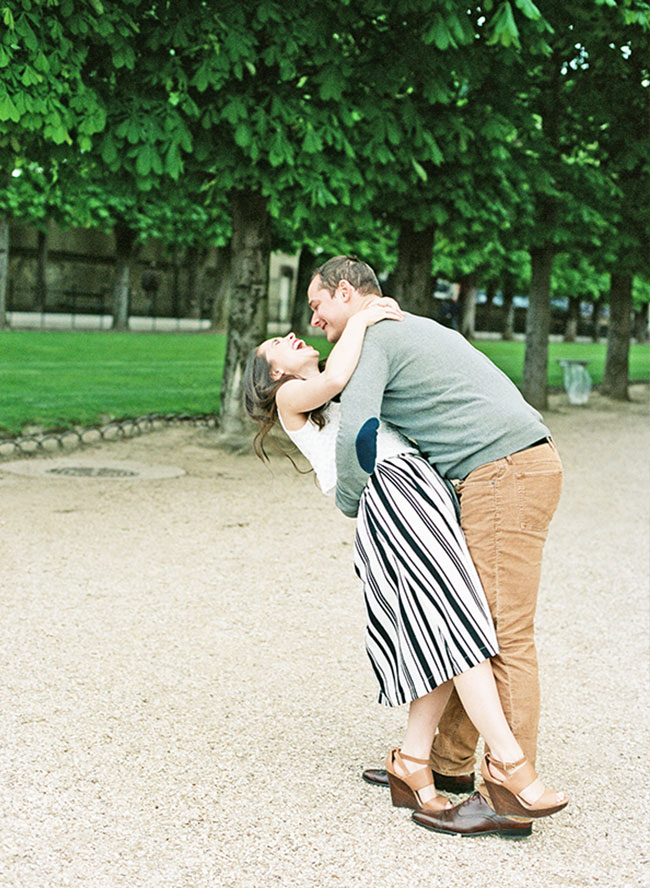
[{"xmin": 354, "ymin": 453, "xmax": 498, "ymax": 707}]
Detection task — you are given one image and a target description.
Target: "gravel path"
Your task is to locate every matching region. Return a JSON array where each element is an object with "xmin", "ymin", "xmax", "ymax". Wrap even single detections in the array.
[{"xmin": 1, "ymin": 387, "xmax": 648, "ymax": 888}]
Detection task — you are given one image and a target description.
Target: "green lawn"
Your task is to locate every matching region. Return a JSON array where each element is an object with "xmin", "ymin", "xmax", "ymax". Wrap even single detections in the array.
[
  {"xmin": 315, "ymin": 337, "xmax": 650, "ymax": 390},
  {"xmin": 0, "ymin": 330, "xmax": 225, "ymax": 436},
  {"xmin": 476, "ymin": 340, "xmax": 650, "ymax": 389},
  {"xmin": 0, "ymin": 329, "xmax": 648, "ymax": 437}
]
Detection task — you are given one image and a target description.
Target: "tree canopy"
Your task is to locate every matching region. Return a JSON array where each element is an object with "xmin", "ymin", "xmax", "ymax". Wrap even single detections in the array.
[{"xmin": 1, "ymin": 0, "xmax": 648, "ymax": 412}]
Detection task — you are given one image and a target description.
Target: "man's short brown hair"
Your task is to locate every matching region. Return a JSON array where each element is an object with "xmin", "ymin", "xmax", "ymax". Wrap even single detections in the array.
[{"xmin": 311, "ymin": 255, "xmax": 382, "ymax": 298}]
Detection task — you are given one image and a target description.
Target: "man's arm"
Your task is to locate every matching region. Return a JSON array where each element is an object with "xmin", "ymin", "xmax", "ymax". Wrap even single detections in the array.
[{"xmin": 335, "ymin": 337, "xmax": 391, "ymax": 517}]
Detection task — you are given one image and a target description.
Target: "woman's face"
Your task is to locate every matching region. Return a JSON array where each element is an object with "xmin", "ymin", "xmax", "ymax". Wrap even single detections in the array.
[{"xmin": 258, "ymin": 332, "xmax": 319, "ymax": 380}]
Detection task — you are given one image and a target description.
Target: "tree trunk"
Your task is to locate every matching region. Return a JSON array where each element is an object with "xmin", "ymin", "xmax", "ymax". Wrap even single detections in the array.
[
  {"xmin": 219, "ymin": 188, "xmax": 271, "ymax": 439},
  {"xmin": 387, "ymin": 221, "xmax": 435, "ymax": 316},
  {"xmin": 459, "ymin": 272, "xmax": 477, "ymax": 339},
  {"xmin": 112, "ymin": 221, "xmax": 138, "ymax": 331},
  {"xmin": 591, "ymin": 298, "xmax": 602, "ymax": 342},
  {"xmin": 186, "ymin": 245, "xmax": 208, "ymax": 319},
  {"xmin": 290, "ymin": 245, "xmax": 316, "ymax": 334},
  {"xmin": 564, "ymin": 294, "xmax": 580, "ymax": 342},
  {"xmin": 35, "ymin": 228, "xmax": 48, "ymax": 312},
  {"xmin": 522, "ymin": 246, "xmax": 554, "ymax": 409},
  {"xmin": 171, "ymin": 248, "xmax": 182, "ymax": 319},
  {"xmin": 633, "ymin": 302, "xmax": 649, "ymax": 343},
  {"xmin": 501, "ymin": 275, "xmax": 515, "ymax": 341},
  {"xmin": 601, "ymin": 273, "xmax": 633, "ymax": 400},
  {"xmin": 0, "ymin": 210, "xmax": 8, "ymax": 328},
  {"xmin": 484, "ymin": 280, "xmax": 497, "ymax": 332},
  {"xmin": 210, "ymin": 243, "xmax": 232, "ymax": 330}
]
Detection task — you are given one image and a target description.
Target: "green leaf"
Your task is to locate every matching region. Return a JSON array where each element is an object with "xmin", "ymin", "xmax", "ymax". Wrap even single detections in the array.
[
  {"xmin": 178, "ymin": 127, "xmax": 192, "ymax": 152},
  {"xmin": 150, "ymin": 147, "xmax": 163, "ymax": 175},
  {"xmin": 165, "ymin": 142, "xmax": 182, "ymax": 178},
  {"xmin": 412, "ymin": 158, "xmax": 428, "ymax": 182},
  {"xmin": 222, "ymin": 99, "xmax": 245, "ymax": 124},
  {"xmin": 12, "ymin": 91, "xmax": 25, "ymax": 116},
  {"xmin": 449, "ymin": 11, "xmax": 473, "ymax": 44},
  {"xmin": 489, "ymin": 2, "xmax": 520, "ymax": 47},
  {"xmin": 127, "ymin": 117, "xmax": 141, "ymax": 144},
  {"xmin": 0, "ymin": 92, "xmax": 20, "ymax": 122},
  {"xmin": 424, "ymin": 19, "xmax": 454, "ymax": 50},
  {"xmin": 136, "ymin": 145, "xmax": 152, "ymax": 176},
  {"xmin": 279, "ymin": 58, "xmax": 295, "ymax": 80},
  {"xmin": 376, "ymin": 144, "xmax": 394, "ymax": 164},
  {"xmin": 44, "ymin": 123, "xmax": 71, "ymax": 145},
  {"xmin": 137, "ymin": 175, "xmax": 153, "ymax": 192},
  {"xmin": 33, "ymin": 51, "xmax": 50, "ymax": 73},
  {"xmin": 192, "ymin": 63, "xmax": 209, "ymax": 92},
  {"xmin": 385, "ymin": 117, "xmax": 401, "ymax": 146},
  {"xmin": 3, "ymin": 7, "xmax": 15, "ymax": 27},
  {"xmin": 90, "ymin": 105, "xmax": 107, "ymax": 134},
  {"xmin": 21, "ymin": 65, "xmax": 40, "ymax": 86},
  {"xmin": 101, "ymin": 134, "xmax": 118, "ymax": 164},
  {"xmin": 320, "ymin": 68, "xmax": 344, "ymax": 101},
  {"xmin": 180, "ymin": 96, "xmax": 199, "ymax": 118},
  {"xmin": 0, "ymin": 46, "xmax": 8, "ymax": 67},
  {"xmin": 302, "ymin": 127, "xmax": 322, "ymax": 153},
  {"xmin": 422, "ymin": 132, "xmax": 444, "ymax": 165},
  {"xmin": 234, "ymin": 122, "xmax": 251, "ymax": 148},
  {"xmin": 17, "ymin": 14, "xmax": 38, "ymax": 51},
  {"xmin": 269, "ymin": 131, "xmax": 285, "ymax": 166},
  {"xmin": 431, "ymin": 204, "xmax": 448, "ymax": 225},
  {"xmin": 514, "ymin": 0, "xmax": 541, "ymax": 18}
]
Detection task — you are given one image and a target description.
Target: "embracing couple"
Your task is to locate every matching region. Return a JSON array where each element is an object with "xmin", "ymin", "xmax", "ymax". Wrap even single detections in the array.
[{"xmin": 244, "ymin": 255, "xmax": 567, "ymax": 838}]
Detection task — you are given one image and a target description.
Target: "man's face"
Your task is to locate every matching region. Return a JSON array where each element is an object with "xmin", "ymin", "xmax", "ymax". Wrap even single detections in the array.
[{"xmin": 307, "ymin": 276, "xmax": 353, "ymax": 343}]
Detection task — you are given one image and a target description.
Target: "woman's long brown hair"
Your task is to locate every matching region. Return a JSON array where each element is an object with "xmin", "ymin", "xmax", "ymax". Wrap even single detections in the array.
[{"xmin": 243, "ymin": 346, "xmax": 328, "ymax": 464}]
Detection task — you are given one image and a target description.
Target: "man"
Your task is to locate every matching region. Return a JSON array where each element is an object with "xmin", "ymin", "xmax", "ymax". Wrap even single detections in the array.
[{"xmin": 307, "ymin": 256, "xmax": 563, "ymax": 837}]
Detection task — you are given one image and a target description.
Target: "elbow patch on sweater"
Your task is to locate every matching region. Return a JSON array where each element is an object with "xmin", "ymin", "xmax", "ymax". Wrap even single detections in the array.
[{"xmin": 355, "ymin": 417, "xmax": 379, "ymax": 473}]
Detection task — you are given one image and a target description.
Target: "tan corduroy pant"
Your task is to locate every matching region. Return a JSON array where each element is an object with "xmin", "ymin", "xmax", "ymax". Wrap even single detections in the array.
[{"xmin": 429, "ymin": 441, "xmax": 563, "ymax": 775}]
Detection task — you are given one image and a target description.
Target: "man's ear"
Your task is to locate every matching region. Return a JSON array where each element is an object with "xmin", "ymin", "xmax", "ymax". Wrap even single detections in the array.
[{"xmin": 338, "ymin": 279, "xmax": 353, "ymax": 302}]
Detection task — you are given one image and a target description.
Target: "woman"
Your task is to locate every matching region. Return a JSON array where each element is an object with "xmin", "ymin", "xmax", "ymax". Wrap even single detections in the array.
[{"xmin": 244, "ymin": 301, "xmax": 567, "ymax": 820}]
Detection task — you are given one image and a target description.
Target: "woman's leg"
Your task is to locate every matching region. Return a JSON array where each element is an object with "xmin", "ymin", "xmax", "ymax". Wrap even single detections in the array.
[
  {"xmin": 398, "ymin": 682, "xmax": 454, "ymax": 805},
  {"xmin": 453, "ymin": 661, "xmax": 521, "ymax": 761},
  {"xmin": 453, "ymin": 660, "xmax": 566, "ymax": 806},
  {"xmin": 398, "ymin": 660, "xmax": 564, "ymax": 807}
]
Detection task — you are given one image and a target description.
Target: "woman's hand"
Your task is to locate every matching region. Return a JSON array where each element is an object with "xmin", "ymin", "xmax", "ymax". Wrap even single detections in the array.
[
  {"xmin": 369, "ymin": 295, "xmax": 402, "ymax": 313},
  {"xmin": 357, "ymin": 297, "xmax": 404, "ymax": 328}
]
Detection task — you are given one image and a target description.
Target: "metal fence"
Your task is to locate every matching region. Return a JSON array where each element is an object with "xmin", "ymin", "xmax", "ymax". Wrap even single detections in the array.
[{"xmin": 5, "ymin": 284, "xmax": 215, "ymax": 331}]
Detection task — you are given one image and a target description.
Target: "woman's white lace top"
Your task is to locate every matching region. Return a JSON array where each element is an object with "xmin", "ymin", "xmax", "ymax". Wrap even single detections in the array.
[{"xmin": 279, "ymin": 401, "xmax": 417, "ymax": 496}]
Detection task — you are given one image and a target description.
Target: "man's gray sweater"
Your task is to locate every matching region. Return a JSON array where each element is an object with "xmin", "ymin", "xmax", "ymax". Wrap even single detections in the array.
[{"xmin": 335, "ymin": 313, "xmax": 550, "ymax": 517}]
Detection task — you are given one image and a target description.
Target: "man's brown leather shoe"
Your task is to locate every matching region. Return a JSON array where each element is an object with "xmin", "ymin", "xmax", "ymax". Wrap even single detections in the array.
[
  {"xmin": 362, "ymin": 768, "xmax": 475, "ymax": 794},
  {"xmin": 411, "ymin": 791, "xmax": 532, "ymax": 838}
]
